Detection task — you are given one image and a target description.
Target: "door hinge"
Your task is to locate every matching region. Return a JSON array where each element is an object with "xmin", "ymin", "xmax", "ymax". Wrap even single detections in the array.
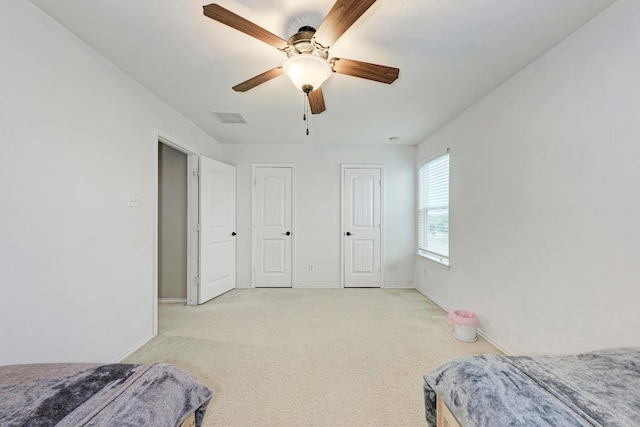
[
  {"xmin": 195, "ymin": 223, "xmax": 201, "ymax": 231},
  {"xmin": 193, "ymin": 170, "xmax": 201, "ymax": 178},
  {"xmin": 194, "ymin": 277, "xmax": 201, "ymax": 285}
]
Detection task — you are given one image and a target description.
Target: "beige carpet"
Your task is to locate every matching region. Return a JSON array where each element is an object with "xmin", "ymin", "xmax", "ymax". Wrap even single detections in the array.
[{"xmin": 125, "ymin": 289, "xmax": 497, "ymax": 426}]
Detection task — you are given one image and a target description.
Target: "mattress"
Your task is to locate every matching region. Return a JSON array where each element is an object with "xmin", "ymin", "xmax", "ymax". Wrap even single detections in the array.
[
  {"xmin": 0, "ymin": 362, "xmax": 212, "ymax": 426},
  {"xmin": 423, "ymin": 347, "xmax": 640, "ymax": 426}
]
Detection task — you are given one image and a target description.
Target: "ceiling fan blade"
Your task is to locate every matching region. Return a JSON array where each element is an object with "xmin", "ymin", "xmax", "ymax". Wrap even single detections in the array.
[
  {"xmin": 203, "ymin": 4, "xmax": 288, "ymax": 50},
  {"xmin": 308, "ymin": 88, "xmax": 326, "ymax": 115},
  {"xmin": 314, "ymin": 0, "xmax": 377, "ymax": 46},
  {"xmin": 332, "ymin": 58, "xmax": 399, "ymax": 84},
  {"xmin": 232, "ymin": 67, "xmax": 283, "ymax": 92}
]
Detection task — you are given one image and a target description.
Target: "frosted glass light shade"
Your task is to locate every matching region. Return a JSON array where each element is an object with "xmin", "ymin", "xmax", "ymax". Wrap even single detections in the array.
[{"xmin": 283, "ymin": 55, "xmax": 332, "ymax": 92}]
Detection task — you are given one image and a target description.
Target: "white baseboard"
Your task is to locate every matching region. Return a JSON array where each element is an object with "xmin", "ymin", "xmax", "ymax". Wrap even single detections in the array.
[
  {"xmin": 476, "ymin": 329, "xmax": 512, "ymax": 355},
  {"xmin": 415, "ymin": 286, "xmax": 512, "ymax": 356},
  {"xmin": 292, "ymin": 285, "xmax": 341, "ymax": 289},
  {"xmin": 415, "ymin": 286, "xmax": 452, "ymax": 312},
  {"xmin": 158, "ymin": 298, "xmax": 187, "ymax": 304},
  {"xmin": 114, "ymin": 333, "xmax": 155, "ymax": 363},
  {"xmin": 383, "ymin": 285, "xmax": 416, "ymax": 289}
]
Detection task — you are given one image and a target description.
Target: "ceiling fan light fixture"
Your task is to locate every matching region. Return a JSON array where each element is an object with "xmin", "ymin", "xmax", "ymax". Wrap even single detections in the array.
[{"xmin": 283, "ymin": 54, "xmax": 332, "ymax": 93}]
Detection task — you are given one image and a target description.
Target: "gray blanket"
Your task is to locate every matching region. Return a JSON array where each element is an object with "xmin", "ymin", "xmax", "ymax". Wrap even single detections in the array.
[
  {"xmin": 0, "ymin": 363, "xmax": 212, "ymax": 426},
  {"xmin": 423, "ymin": 348, "xmax": 640, "ymax": 426}
]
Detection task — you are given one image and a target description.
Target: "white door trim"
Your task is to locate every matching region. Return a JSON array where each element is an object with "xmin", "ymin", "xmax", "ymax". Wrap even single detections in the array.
[
  {"xmin": 153, "ymin": 130, "xmax": 199, "ymax": 336},
  {"xmin": 340, "ymin": 164, "xmax": 385, "ymax": 288},
  {"xmin": 251, "ymin": 164, "xmax": 296, "ymax": 288}
]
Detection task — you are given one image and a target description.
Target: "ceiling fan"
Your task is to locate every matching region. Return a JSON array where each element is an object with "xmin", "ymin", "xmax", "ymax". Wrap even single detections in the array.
[{"xmin": 203, "ymin": 0, "xmax": 400, "ymax": 116}]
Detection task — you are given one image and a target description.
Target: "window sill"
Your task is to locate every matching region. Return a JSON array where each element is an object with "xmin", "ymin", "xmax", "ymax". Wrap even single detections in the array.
[{"xmin": 416, "ymin": 253, "xmax": 451, "ymax": 270}]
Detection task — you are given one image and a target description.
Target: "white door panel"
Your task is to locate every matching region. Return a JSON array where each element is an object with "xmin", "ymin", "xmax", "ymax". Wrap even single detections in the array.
[
  {"xmin": 344, "ymin": 167, "xmax": 382, "ymax": 288},
  {"xmin": 254, "ymin": 167, "xmax": 292, "ymax": 287},
  {"xmin": 199, "ymin": 156, "xmax": 236, "ymax": 303}
]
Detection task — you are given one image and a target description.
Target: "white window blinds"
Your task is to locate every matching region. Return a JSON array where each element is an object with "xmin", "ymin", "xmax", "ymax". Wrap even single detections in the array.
[{"xmin": 418, "ymin": 152, "xmax": 449, "ymax": 265}]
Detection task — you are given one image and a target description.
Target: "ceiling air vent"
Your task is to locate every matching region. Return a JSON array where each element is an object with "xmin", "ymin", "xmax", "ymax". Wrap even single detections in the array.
[{"xmin": 211, "ymin": 111, "xmax": 247, "ymax": 124}]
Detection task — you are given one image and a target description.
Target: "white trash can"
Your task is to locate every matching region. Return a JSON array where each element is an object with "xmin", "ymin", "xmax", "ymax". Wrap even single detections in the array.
[{"xmin": 446, "ymin": 310, "xmax": 480, "ymax": 342}]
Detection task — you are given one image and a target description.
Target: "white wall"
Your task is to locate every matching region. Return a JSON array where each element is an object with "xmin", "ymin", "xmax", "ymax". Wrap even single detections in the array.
[
  {"xmin": 222, "ymin": 144, "xmax": 415, "ymax": 288},
  {"xmin": 0, "ymin": 0, "xmax": 221, "ymax": 365},
  {"xmin": 416, "ymin": 0, "xmax": 640, "ymax": 355}
]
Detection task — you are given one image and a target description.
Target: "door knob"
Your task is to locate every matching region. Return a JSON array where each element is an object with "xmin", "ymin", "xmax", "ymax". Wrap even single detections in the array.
[
  {"xmin": 231, "ymin": 232, "xmax": 236, "ymax": 236},
  {"xmin": 282, "ymin": 231, "xmax": 291, "ymax": 236},
  {"xmin": 345, "ymin": 231, "xmax": 352, "ymax": 236}
]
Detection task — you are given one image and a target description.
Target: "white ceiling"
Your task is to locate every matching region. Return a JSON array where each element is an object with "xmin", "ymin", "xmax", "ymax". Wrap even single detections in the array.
[{"xmin": 29, "ymin": 0, "xmax": 616, "ymax": 145}]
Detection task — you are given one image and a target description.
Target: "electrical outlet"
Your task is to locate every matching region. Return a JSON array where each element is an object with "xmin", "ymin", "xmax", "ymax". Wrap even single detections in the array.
[{"xmin": 308, "ymin": 264, "xmax": 315, "ymax": 272}]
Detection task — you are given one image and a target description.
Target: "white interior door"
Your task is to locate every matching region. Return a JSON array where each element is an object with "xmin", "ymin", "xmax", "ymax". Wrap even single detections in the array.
[
  {"xmin": 198, "ymin": 156, "xmax": 236, "ymax": 304},
  {"xmin": 254, "ymin": 166, "xmax": 293, "ymax": 287},
  {"xmin": 343, "ymin": 167, "xmax": 382, "ymax": 288}
]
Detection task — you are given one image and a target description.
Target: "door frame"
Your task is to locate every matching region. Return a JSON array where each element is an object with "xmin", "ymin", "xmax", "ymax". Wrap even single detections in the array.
[
  {"xmin": 251, "ymin": 163, "xmax": 296, "ymax": 288},
  {"xmin": 153, "ymin": 130, "xmax": 200, "ymax": 336},
  {"xmin": 340, "ymin": 164, "xmax": 385, "ymax": 288}
]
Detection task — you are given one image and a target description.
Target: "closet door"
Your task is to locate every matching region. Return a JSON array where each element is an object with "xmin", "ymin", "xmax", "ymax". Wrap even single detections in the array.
[
  {"xmin": 253, "ymin": 166, "xmax": 293, "ymax": 287},
  {"xmin": 343, "ymin": 167, "xmax": 382, "ymax": 288}
]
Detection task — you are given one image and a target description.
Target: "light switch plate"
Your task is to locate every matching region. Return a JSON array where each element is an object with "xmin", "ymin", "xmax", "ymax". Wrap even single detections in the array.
[{"xmin": 128, "ymin": 194, "xmax": 140, "ymax": 207}]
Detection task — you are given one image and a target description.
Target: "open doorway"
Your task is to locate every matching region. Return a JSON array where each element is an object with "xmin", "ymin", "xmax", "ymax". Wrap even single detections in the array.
[
  {"xmin": 158, "ymin": 143, "xmax": 188, "ymax": 302},
  {"xmin": 153, "ymin": 134, "xmax": 199, "ymax": 336}
]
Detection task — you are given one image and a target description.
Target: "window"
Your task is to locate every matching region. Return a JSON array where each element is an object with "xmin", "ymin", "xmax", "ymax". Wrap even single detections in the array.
[{"xmin": 418, "ymin": 151, "xmax": 450, "ymax": 266}]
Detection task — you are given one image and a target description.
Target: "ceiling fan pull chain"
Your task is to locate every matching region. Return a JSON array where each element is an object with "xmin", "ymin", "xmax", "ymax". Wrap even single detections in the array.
[
  {"xmin": 303, "ymin": 91, "xmax": 307, "ymax": 122},
  {"xmin": 301, "ymin": 91, "xmax": 309, "ymax": 135},
  {"xmin": 305, "ymin": 92, "xmax": 310, "ymax": 135}
]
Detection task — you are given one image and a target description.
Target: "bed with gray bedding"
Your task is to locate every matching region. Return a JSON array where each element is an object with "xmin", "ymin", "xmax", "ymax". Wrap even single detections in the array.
[
  {"xmin": 423, "ymin": 347, "xmax": 640, "ymax": 426},
  {"xmin": 0, "ymin": 362, "xmax": 212, "ymax": 426}
]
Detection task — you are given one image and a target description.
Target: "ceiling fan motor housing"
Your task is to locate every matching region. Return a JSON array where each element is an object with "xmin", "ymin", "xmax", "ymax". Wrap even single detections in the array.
[{"xmin": 285, "ymin": 28, "xmax": 328, "ymax": 60}]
